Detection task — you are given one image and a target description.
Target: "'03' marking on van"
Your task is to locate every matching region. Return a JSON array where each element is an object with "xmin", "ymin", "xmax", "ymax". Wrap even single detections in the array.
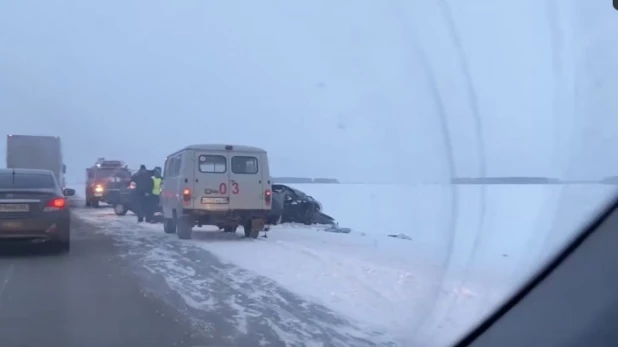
[{"xmin": 231, "ymin": 181, "xmax": 240, "ymax": 194}]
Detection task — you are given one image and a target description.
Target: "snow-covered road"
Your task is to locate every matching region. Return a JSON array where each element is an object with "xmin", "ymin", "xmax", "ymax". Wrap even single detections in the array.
[
  {"xmin": 71, "ymin": 183, "xmax": 617, "ymax": 346},
  {"xmin": 76, "ymin": 206, "xmax": 394, "ymax": 347}
]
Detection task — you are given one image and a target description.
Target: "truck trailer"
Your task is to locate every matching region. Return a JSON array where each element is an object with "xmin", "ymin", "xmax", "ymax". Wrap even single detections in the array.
[{"xmin": 6, "ymin": 134, "xmax": 66, "ymax": 188}]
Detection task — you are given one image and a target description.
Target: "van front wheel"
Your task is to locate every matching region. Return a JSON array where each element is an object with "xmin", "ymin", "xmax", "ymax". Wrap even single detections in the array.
[{"xmin": 177, "ymin": 217, "xmax": 193, "ymax": 240}]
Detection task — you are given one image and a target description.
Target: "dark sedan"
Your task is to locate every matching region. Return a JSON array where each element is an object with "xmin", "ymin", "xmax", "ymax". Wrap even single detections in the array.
[
  {"xmin": 108, "ymin": 179, "xmax": 163, "ymax": 222},
  {"xmin": 0, "ymin": 168, "xmax": 75, "ymax": 252}
]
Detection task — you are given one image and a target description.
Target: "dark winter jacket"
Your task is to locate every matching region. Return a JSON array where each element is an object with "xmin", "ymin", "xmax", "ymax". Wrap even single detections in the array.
[{"xmin": 131, "ymin": 170, "xmax": 154, "ymax": 195}]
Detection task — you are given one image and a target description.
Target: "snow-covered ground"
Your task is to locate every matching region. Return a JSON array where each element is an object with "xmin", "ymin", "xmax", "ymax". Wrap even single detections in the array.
[
  {"xmin": 3, "ymin": 0, "xmax": 616, "ymax": 343},
  {"xmin": 70, "ymin": 182, "xmax": 617, "ymax": 346}
]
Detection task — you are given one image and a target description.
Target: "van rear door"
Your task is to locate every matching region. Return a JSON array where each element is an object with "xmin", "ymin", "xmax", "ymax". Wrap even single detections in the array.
[
  {"xmin": 259, "ymin": 153, "xmax": 272, "ymax": 210},
  {"xmin": 229, "ymin": 153, "xmax": 263, "ymax": 210},
  {"xmin": 194, "ymin": 152, "xmax": 230, "ymax": 211}
]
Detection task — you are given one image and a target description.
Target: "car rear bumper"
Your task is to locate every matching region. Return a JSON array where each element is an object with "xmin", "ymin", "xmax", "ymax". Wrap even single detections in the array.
[{"xmin": 0, "ymin": 217, "xmax": 70, "ymax": 242}]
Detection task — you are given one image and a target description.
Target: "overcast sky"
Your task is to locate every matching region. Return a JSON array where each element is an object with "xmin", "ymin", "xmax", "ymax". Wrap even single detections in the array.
[{"xmin": 0, "ymin": 0, "xmax": 616, "ymax": 183}]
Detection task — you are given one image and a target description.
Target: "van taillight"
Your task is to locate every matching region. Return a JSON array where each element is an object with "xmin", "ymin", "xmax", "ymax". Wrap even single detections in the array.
[
  {"xmin": 182, "ymin": 188, "xmax": 191, "ymax": 203},
  {"xmin": 264, "ymin": 189, "xmax": 271, "ymax": 205}
]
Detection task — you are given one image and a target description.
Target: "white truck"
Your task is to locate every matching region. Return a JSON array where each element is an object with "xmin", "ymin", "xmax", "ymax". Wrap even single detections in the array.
[{"xmin": 6, "ymin": 134, "xmax": 66, "ymax": 188}]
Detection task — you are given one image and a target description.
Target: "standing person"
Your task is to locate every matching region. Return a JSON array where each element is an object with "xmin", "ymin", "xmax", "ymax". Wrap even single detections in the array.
[
  {"xmin": 130, "ymin": 165, "xmax": 153, "ymax": 223},
  {"xmin": 147, "ymin": 167, "xmax": 163, "ymax": 223}
]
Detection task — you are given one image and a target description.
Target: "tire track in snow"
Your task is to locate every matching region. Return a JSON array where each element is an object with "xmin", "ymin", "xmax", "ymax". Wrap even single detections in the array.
[{"xmin": 271, "ymin": 239, "xmax": 393, "ymax": 302}]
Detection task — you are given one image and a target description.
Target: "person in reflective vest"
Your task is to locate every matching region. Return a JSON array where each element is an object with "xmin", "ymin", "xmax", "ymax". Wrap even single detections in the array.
[{"xmin": 147, "ymin": 167, "xmax": 162, "ymax": 222}]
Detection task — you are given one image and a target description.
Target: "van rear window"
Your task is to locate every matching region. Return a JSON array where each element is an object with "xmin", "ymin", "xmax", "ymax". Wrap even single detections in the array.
[
  {"xmin": 198, "ymin": 155, "xmax": 226, "ymax": 173},
  {"xmin": 231, "ymin": 156, "xmax": 258, "ymax": 174}
]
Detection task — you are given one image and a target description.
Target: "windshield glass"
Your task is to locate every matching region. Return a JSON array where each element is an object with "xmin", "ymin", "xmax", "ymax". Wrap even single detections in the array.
[
  {"xmin": 0, "ymin": 173, "xmax": 56, "ymax": 189},
  {"xmin": 0, "ymin": 1, "xmax": 616, "ymax": 346},
  {"xmin": 291, "ymin": 188, "xmax": 307, "ymax": 198}
]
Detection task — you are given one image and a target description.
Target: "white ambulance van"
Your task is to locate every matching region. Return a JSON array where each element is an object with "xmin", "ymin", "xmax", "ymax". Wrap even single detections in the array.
[{"xmin": 160, "ymin": 144, "xmax": 272, "ymax": 239}]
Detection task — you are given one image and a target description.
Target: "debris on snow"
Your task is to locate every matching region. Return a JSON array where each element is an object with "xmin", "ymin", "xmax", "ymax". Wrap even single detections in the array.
[{"xmin": 387, "ymin": 233, "xmax": 412, "ymax": 240}]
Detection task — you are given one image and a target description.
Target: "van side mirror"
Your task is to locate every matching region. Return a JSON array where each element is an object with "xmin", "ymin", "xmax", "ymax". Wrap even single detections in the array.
[
  {"xmin": 63, "ymin": 164, "xmax": 67, "ymax": 174},
  {"xmin": 63, "ymin": 188, "xmax": 76, "ymax": 196}
]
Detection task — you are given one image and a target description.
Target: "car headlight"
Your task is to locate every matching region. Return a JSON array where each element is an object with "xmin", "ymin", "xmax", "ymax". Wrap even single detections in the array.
[{"xmin": 94, "ymin": 185, "xmax": 104, "ymax": 192}]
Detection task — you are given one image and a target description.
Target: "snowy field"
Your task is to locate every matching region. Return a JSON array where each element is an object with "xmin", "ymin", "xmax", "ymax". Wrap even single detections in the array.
[{"xmin": 69, "ymin": 182, "xmax": 617, "ymax": 346}]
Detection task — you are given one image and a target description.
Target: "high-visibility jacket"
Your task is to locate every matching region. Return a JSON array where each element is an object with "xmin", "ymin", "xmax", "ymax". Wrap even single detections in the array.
[{"xmin": 152, "ymin": 177, "xmax": 162, "ymax": 195}]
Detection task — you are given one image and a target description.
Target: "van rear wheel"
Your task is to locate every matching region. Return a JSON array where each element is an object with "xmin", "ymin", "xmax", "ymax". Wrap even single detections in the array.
[
  {"xmin": 177, "ymin": 217, "xmax": 193, "ymax": 240},
  {"xmin": 163, "ymin": 218, "xmax": 176, "ymax": 234},
  {"xmin": 243, "ymin": 220, "xmax": 260, "ymax": 239}
]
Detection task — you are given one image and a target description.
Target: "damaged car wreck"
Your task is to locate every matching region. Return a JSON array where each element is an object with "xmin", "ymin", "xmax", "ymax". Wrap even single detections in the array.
[
  {"xmin": 111, "ymin": 181, "xmax": 347, "ymax": 232},
  {"xmin": 267, "ymin": 184, "xmax": 335, "ymax": 225}
]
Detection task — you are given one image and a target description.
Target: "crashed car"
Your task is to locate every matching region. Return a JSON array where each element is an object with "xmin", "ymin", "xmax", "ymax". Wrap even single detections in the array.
[
  {"xmin": 267, "ymin": 184, "xmax": 335, "ymax": 225},
  {"xmin": 107, "ymin": 176, "xmax": 163, "ymax": 222}
]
